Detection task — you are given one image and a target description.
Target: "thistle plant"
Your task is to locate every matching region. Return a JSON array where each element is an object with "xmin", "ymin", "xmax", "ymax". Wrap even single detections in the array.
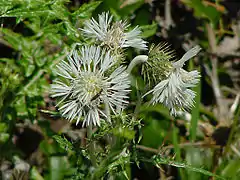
[
  {"xmin": 48, "ymin": 10, "xmax": 215, "ymax": 180},
  {"xmin": 1, "ymin": 1, "xmax": 231, "ymax": 179}
]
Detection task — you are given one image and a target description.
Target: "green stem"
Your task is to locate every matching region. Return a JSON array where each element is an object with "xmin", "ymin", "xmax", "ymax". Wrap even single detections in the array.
[
  {"xmin": 127, "ymin": 55, "xmax": 148, "ymax": 73},
  {"xmin": 172, "ymin": 124, "xmax": 185, "ymax": 179},
  {"xmin": 87, "ymin": 125, "xmax": 97, "ymax": 167}
]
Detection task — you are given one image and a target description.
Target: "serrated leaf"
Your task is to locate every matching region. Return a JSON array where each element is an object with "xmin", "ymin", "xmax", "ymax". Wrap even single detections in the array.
[
  {"xmin": 51, "ymin": 3, "xmax": 69, "ymax": 21},
  {"xmin": 64, "ymin": 21, "xmax": 80, "ymax": 40},
  {"xmin": 152, "ymin": 155, "xmax": 225, "ymax": 180},
  {"xmin": 1, "ymin": 28, "xmax": 25, "ymax": 50},
  {"xmin": 53, "ymin": 135, "xmax": 74, "ymax": 152},
  {"xmin": 2, "ymin": 9, "xmax": 54, "ymax": 18}
]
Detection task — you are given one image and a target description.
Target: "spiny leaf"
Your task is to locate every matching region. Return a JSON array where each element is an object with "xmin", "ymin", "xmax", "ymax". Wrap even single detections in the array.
[
  {"xmin": 53, "ymin": 135, "xmax": 74, "ymax": 152},
  {"xmin": 2, "ymin": 9, "xmax": 55, "ymax": 18},
  {"xmin": 51, "ymin": 3, "xmax": 70, "ymax": 21},
  {"xmin": 64, "ymin": 21, "xmax": 80, "ymax": 39},
  {"xmin": 1, "ymin": 28, "xmax": 39, "ymax": 52},
  {"xmin": 152, "ymin": 155, "xmax": 225, "ymax": 180}
]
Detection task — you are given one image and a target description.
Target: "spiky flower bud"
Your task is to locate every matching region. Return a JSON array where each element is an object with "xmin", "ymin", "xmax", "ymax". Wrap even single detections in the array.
[
  {"xmin": 142, "ymin": 43, "xmax": 175, "ymax": 86},
  {"xmin": 51, "ymin": 46, "xmax": 131, "ymax": 126}
]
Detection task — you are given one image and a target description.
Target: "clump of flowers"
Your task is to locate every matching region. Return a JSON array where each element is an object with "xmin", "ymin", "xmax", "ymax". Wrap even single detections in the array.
[{"xmin": 51, "ymin": 11, "xmax": 201, "ymax": 126}]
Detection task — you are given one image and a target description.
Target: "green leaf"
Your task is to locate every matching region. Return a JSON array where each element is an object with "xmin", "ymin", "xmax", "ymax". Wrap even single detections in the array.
[
  {"xmin": 25, "ymin": 64, "xmax": 35, "ymax": 77},
  {"xmin": 140, "ymin": 23, "xmax": 158, "ymax": 38},
  {"xmin": 153, "ymin": 155, "xmax": 225, "ymax": 180},
  {"xmin": 53, "ymin": 135, "xmax": 74, "ymax": 152},
  {"xmin": 72, "ymin": 1, "xmax": 102, "ymax": 19},
  {"xmin": 39, "ymin": 140, "xmax": 57, "ymax": 155},
  {"xmin": 1, "ymin": 28, "xmax": 25, "ymax": 51},
  {"xmin": 115, "ymin": 0, "xmax": 144, "ymax": 16},
  {"xmin": 64, "ymin": 21, "xmax": 80, "ymax": 40},
  {"xmin": 51, "ymin": 3, "xmax": 70, "ymax": 21},
  {"xmin": 140, "ymin": 103, "xmax": 171, "ymax": 119},
  {"xmin": 112, "ymin": 127, "xmax": 135, "ymax": 140},
  {"xmin": 91, "ymin": 148, "xmax": 130, "ymax": 179},
  {"xmin": 0, "ymin": 123, "xmax": 8, "ymax": 132},
  {"xmin": 221, "ymin": 159, "xmax": 240, "ymax": 178},
  {"xmin": 0, "ymin": 133, "xmax": 10, "ymax": 143},
  {"xmin": 2, "ymin": 9, "xmax": 54, "ymax": 18}
]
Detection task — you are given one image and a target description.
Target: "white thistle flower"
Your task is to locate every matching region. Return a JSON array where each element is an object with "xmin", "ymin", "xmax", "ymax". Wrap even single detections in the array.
[
  {"xmin": 147, "ymin": 45, "xmax": 202, "ymax": 115},
  {"xmin": 51, "ymin": 46, "xmax": 131, "ymax": 126},
  {"xmin": 81, "ymin": 12, "xmax": 147, "ymax": 50}
]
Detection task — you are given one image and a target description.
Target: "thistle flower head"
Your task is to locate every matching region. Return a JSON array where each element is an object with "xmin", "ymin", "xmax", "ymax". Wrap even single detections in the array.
[
  {"xmin": 81, "ymin": 12, "xmax": 147, "ymax": 51},
  {"xmin": 51, "ymin": 46, "xmax": 131, "ymax": 126},
  {"xmin": 146, "ymin": 45, "xmax": 202, "ymax": 116},
  {"xmin": 142, "ymin": 43, "xmax": 175, "ymax": 85}
]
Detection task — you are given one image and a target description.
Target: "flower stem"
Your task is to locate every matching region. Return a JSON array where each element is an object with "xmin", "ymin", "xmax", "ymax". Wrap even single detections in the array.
[
  {"xmin": 87, "ymin": 124, "xmax": 97, "ymax": 167},
  {"xmin": 127, "ymin": 55, "xmax": 148, "ymax": 73}
]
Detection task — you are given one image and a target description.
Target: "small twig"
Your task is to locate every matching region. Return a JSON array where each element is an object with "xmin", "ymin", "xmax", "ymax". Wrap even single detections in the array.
[
  {"xmin": 203, "ymin": 64, "xmax": 213, "ymax": 78},
  {"xmin": 221, "ymin": 86, "xmax": 239, "ymax": 95},
  {"xmin": 136, "ymin": 145, "xmax": 158, "ymax": 153},
  {"xmin": 164, "ymin": 0, "xmax": 173, "ymax": 29},
  {"xmin": 162, "ymin": 142, "xmax": 221, "ymax": 150},
  {"xmin": 206, "ymin": 23, "xmax": 229, "ymax": 125}
]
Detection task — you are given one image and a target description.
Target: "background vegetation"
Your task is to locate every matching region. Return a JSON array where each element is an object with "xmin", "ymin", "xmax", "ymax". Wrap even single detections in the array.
[{"xmin": 0, "ymin": 0, "xmax": 239, "ymax": 179}]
